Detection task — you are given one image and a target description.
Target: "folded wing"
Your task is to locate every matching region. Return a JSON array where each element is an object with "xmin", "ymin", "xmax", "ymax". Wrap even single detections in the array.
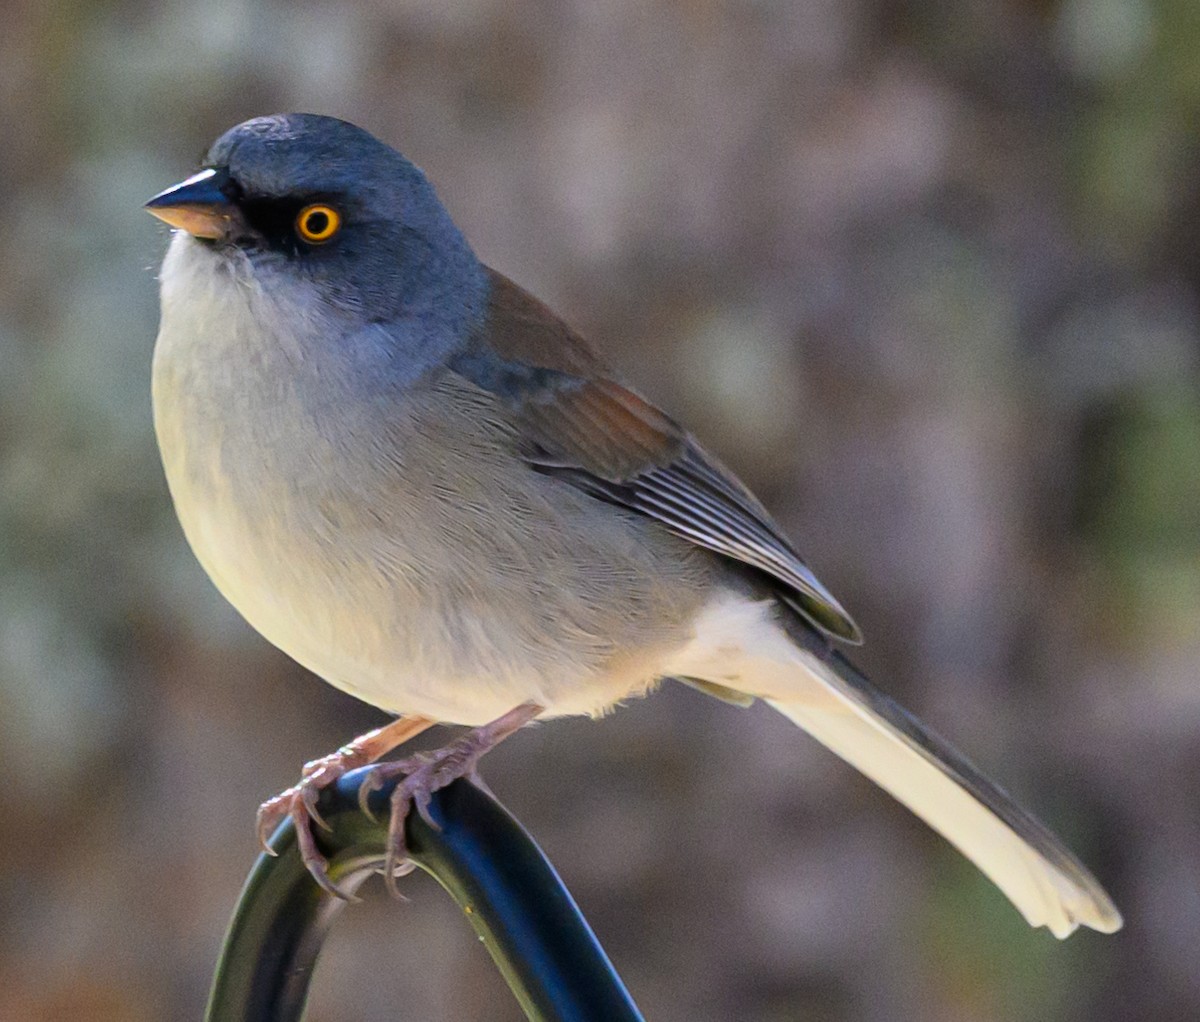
[{"xmin": 451, "ymin": 269, "xmax": 861, "ymax": 642}]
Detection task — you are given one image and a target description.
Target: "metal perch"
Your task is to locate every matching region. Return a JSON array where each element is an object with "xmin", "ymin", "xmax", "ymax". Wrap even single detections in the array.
[{"xmin": 205, "ymin": 770, "xmax": 647, "ymax": 1021}]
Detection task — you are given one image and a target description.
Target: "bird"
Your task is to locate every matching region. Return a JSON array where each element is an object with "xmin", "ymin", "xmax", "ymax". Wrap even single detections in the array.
[{"xmin": 145, "ymin": 113, "xmax": 1121, "ymax": 938}]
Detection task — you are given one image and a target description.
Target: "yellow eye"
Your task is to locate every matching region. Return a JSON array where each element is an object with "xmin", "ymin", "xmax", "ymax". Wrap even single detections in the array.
[{"xmin": 295, "ymin": 203, "xmax": 341, "ymax": 244}]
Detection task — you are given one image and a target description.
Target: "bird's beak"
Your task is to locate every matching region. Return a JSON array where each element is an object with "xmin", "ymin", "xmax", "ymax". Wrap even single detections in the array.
[{"xmin": 144, "ymin": 167, "xmax": 238, "ymax": 240}]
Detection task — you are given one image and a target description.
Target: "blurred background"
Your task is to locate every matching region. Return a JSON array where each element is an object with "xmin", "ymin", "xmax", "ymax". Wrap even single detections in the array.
[{"xmin": 1, "ymin": 0, "xmax": 1197, "ymax": 1019}]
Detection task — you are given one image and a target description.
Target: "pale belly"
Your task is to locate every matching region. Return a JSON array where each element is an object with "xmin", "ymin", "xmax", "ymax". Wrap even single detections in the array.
[{"xmin": 153, "ymin": 325, "xmax": 715, "ymax": 724}]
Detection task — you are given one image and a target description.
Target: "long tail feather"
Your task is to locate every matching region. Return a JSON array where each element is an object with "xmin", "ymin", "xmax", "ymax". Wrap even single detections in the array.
[{"xmin": 671, "ymin": 596, "xmax": 1122, "ymax": 937}]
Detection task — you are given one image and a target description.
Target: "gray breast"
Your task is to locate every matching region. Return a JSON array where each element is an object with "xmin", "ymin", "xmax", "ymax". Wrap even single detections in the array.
[{"xmin": 151, "ymin": 237, "xmax": 716, "ymax": 720}]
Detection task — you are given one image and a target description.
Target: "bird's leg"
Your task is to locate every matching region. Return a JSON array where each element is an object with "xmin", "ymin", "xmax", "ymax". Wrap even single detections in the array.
[
  {"xmin": 256, "ymin": 714, "xmax": 435, "ymax": 897},
  {"xmin": 356, "ymin": 701, "xmax": 544, "ymax": 896}
]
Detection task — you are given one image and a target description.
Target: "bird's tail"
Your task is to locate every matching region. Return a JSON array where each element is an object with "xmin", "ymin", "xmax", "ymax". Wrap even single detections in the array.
[{"xmin": 670, "ymin": 596, "xmax": 1122, "ymax": 938}]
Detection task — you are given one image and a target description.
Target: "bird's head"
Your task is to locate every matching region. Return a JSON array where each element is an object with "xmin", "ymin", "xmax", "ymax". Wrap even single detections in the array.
[{"xmin": 146, "ymin": 114, "xmax": 484, "ymax": 329}]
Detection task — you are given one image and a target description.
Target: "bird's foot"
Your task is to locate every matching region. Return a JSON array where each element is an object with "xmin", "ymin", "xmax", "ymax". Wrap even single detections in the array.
[
  {"xmin": 254, "ymin": 715, "xmax": 435, "ymax": 899},
  {"xmin": 255, "ymin": 748, "xmax": 363, "ymax": 898},
  {"xmin": 355, "ymin": 702, "xmax": 543, "ymax": 897}
]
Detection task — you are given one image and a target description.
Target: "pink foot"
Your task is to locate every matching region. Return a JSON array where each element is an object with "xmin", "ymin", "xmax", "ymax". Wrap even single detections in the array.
[
  {"xmin": 254, "ymin": 715, "xmax": 435, "ymax": 898},
  {"xmin": 355, "ymin": 702, "xmax": 543, "ymax": 896}
]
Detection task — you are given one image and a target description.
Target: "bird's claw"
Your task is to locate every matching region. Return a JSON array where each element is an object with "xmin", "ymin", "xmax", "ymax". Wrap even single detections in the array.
[
  {"xmin": 357, "ymin": 751, "xmax": 429, "ymax": 821},
  {"xmin": 258, "ymin": 704, "xmax": 540, "ymax": 901},
  {"xmin": 355, "ymin": 737, "xmax": 486, "ymax": 898},
  {"xmin": 254, "ymin": 753, "xmax": 358, "ymax": 900}
]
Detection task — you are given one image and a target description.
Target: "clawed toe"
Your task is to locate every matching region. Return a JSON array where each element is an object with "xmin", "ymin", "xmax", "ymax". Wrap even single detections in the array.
[
  {"xmin": 355, "ymin": 745, "xmax": 481, "ymax": 896},
  {"xmin": 351, "ymin": 755, "xmax": 438, "ymax": 894},
  {"xmin": 252, "ymin": 715, "xmax": 438, "ymax": 897},
  {"xmin": 257, "ymin": 704, "xmax": 541, "ymax": 900},
  {"xmin": 255, "ymin": 778, "xmax": 357, "ymax": 899},
  {"xmin": 356, "ymin": 752, "xmax": 428, "ymax": 821}
]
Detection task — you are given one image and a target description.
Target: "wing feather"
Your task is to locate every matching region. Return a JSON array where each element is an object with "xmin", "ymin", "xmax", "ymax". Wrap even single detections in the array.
[{"xmin": 452, "ymin": 269, "xmax": 861, "ymax": 642}]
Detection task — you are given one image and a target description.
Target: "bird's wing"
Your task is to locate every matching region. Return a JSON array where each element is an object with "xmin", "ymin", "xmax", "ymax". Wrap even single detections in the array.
[{"xmin": 449, "ymin": 269, "xmax": 861, "ymax": 642}]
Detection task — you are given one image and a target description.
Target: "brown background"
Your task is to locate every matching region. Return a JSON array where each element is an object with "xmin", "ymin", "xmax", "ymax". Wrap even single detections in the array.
[{"xmin": 1, "ymin": 1, "xmax": 1197, "ymax": 1019}]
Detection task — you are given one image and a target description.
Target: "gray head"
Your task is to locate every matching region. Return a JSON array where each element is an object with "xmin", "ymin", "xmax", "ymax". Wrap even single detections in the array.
[{"xmin": 146, "ymin": 114, "xmax": 485, "ymax": 328}]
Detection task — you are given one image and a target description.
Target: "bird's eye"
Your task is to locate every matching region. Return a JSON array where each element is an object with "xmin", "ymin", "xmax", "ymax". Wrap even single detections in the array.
[{"xmin": 295, "ymin": 204, "xmax": 341, "ymax": 244}]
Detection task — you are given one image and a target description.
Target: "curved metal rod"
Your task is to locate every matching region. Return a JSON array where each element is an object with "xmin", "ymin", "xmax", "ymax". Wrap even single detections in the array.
[{"xmin": 205, "ymin": 770, "xmax": 646, "ymax": 1022}]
